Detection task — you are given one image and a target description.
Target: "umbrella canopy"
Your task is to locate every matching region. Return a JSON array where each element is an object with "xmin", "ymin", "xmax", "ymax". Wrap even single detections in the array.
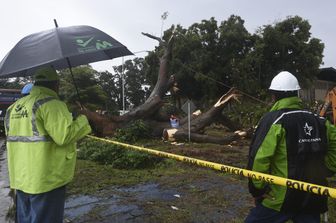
[{"xmin": 0, "ymin": 25, "xmax": 133, "ymax": 78}]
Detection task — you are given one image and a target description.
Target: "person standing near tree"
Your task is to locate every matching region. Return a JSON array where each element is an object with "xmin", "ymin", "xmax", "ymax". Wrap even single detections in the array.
[
  {"xmin": 5, "ymin": 67, "xmax": 91, "ymax": 223},
  {"xmin": 170, "ymin": 114, "xmax": 179, "ymax": 128},
  {"xmin": 245, "ymin": 71, "xmax": 336, "ymax": 223}
]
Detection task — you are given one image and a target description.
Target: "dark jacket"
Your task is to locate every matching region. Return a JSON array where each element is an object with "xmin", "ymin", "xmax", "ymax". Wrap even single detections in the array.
[{"xmin": 248, "ymin": 96, "xmax": 336, "ymax": 213}]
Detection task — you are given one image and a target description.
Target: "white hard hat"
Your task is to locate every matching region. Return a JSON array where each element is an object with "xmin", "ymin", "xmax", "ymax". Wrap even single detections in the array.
[{"xmin": 269, "ymin": 71, "xmax": 301, "ymax": 91}]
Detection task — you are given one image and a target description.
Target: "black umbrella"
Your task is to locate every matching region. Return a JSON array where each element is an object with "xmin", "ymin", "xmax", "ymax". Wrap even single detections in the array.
[
  {"xmin": 0, "ymin": 21, "xmax": 133, "ymax": 77},
  {"xmin": 0, "ymin": 20, "xmax": 133, "ymax": 104}
]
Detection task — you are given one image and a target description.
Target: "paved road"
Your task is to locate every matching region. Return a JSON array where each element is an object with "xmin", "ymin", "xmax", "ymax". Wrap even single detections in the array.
[{"xmin": 0, "ymin": 140, "xmax": 14, "ymax": 223}]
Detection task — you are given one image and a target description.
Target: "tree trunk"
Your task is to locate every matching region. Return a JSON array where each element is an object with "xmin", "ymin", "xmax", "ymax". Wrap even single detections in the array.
[
  {"xmin": 178, "ymin": 88, "xmax": 240, "ymax": 132},
  {"xmin": 163, "ymin": 129, "xmax": 240, "ymax": 145},
  {"xmin": 161, "ymin": 88, "xmax": 241, "ymax": 143},
  {"xmin": 109, "ymin": 33, "xmax": 175, "ymax": 123}
]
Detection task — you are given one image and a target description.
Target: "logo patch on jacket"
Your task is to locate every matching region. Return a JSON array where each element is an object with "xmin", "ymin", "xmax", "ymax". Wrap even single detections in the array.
[
  {"xmin": 303, "ymin": 123, "xmax": 313, "ymax": 136},
  {"xmin": 12, "ymin": 104, "xmax": 28, "ymax": 119},
  {"xmin": 298, "ymin": 122, "xmax": 321, "ymax": 143}
]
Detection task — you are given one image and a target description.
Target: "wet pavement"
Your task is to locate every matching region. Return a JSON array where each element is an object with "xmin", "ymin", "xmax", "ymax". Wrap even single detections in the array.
[
  {"xmin": 64, "ymin": 183, "xmax": 180, "ymax": 222},
  {"xmin": 0, "ymin": 140, "xmax": 14, "ymax": 223},
  {"xmin": 64, "ymin": 175, "xmax": 251, "ymax": 223}
]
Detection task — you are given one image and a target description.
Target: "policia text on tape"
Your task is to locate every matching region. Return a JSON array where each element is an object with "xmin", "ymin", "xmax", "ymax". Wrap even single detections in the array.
[{"xmin": 87, "ymin": 135, "xmax": 336, "ymax": 199}]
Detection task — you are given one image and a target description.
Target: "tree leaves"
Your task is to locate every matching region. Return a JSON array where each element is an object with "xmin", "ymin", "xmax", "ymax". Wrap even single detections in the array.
[{"xmin": 145, "ymin": 15, "xmax": 324, "ymax": 105}]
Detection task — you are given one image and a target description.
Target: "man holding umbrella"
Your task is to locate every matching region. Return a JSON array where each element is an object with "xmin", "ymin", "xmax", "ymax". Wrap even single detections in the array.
[
  {"xmin": 0, "ymin": 22, "xmax": 132, "ymax": 222},
  {"xmin": 5, "ymin": 67, "xmax": 91, "ymax": 222}
]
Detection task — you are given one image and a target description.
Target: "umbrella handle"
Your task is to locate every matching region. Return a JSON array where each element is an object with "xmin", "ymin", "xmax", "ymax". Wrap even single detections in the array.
[
  {"xmin": 66, "ymin": 58, "xmax": 83, "ymax": 109},
  {"xmin": 53, "ymin": 20, "xmax": 83, "ymax": 110}
]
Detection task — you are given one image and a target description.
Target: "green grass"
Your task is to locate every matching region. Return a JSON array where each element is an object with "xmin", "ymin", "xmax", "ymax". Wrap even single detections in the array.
[{"xmin": 67, "ymin": 158, "xmax": 185, "ymax": 195}]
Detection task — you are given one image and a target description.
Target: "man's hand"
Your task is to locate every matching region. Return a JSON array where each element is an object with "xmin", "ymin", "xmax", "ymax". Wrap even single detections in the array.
[
  {"xmin": 75, "ymin": 101, "xmax": 87, "ymax": 110},
  {"xmin": 253, "ymin": 193, "xmax": 274, "ymax": 206},
  {"xmin": 72, "ymin": 101, "xmax": 88, "ymax": 120},
  {"xmin": 254, "ymin": 195, "xmax": 264, "ymax": 205}
]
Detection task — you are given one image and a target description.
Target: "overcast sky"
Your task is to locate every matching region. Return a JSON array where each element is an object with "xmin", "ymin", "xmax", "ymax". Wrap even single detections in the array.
[{"xmin": 1, "ymin": 0, "xmax": 335, "ymax": 72}]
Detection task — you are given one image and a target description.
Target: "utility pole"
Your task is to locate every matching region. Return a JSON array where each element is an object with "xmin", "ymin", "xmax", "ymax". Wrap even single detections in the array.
[
  {"xmin": 121, "ymin": 56, "xmax": 125, "ymax": 114},
  {"xmin": 120, "ymin": 50, "xmax": 151, "ymax": 115}
]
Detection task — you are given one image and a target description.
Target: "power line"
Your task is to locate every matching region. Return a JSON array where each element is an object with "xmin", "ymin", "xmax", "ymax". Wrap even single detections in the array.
[
  {"xmin": 178, "ymin": 61, "xmax": 268, "ymax": 105},
  {"xmin": 173, "ymin": 30, "xmax": 268, "ymax": 105}
]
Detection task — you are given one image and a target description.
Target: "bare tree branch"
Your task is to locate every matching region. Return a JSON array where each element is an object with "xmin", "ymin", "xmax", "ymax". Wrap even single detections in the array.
[{"xmin": 141, "ymin": 32, "xmax": 163, "ymax": 44}]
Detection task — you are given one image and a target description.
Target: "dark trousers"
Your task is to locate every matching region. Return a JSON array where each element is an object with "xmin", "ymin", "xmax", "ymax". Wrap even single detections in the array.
[
  {"xmin": 16, "ymin": 186, "xmax": 66, "ymax": 223},
  {"xmin": 245, "ymin": 202, "xmax": 321, "ymax": 223}
]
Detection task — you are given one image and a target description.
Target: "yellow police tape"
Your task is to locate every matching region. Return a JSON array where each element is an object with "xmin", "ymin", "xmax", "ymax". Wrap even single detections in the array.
[{"xmin": 87, "ymin": 135, "xmax": 336, "ymax": 199}]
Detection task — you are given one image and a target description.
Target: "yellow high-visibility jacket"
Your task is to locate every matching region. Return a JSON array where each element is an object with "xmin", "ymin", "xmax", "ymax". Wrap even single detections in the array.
[{"xmin": 5, "ymin": 86, "xmax": 91, "ymax": 194}]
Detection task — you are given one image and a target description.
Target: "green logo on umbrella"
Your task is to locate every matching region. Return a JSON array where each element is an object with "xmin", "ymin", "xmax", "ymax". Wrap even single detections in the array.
[
  {"xmin": 76, "ymin": 37, "xmax": 94, "ymax": 47},
  {"xmin": 76, "ymin": 37, "xmax": 113, "ymax": 52},
  {"xmin": 96, "ymin": 40, "xmax": 113, "ymax": 49}
]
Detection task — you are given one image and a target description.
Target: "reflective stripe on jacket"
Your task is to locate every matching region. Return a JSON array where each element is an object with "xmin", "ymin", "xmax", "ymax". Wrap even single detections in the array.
[{"xmin": 5, "ymin": 86, "xmax": 91, "ymax": 194}]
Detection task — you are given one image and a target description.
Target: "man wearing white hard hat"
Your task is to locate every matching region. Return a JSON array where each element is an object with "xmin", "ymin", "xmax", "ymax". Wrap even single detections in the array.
[{"xmin": 245, "ymin": 71, "xmax": 336, "ymax": 222}]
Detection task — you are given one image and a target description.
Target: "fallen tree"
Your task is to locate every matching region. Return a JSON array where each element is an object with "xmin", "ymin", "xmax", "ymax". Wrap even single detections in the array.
[
  {"xmin": 80, "ymin": 32, "xmax": 246, "ymax": 144},
  {"xmin": 162, "ymin": 88, "xmax": 242, "ymax": 144}
]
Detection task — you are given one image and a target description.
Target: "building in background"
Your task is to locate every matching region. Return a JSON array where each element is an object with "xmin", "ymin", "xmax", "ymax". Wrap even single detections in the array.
[{"xmin": 300, "ymin": 67, "xmax": 336, "ymax": 102}]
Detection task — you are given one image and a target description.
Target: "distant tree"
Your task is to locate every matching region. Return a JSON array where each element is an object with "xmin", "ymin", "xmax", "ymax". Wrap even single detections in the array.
[
  {"xmin": 0, "ymin": 79, "xmax": 20, "ymax": 89},
  {"xmin": 59, "ymin": 65, "xmax": 108, "ymax": 111},
  {"xmin": 0, "ymin": 77, "xmax": 31, "ymax": 90},
  {"xmin": 124, "ymin": 57, "xmax": 150, "ymax": 106},
  {"xmin": 217, "ymin": 15, "xmax": 255, "ymax": 94},
  {"xmin": 186, "ymin": 17, "xmax": 223, "ymax": 101},
  {"xmin": 168, "ymin": 23, "xmax": 205, "ymax": 101},
  {"xmin": 98, "ymin": 68, "xmax": 122, "ymax": 114},
  {"xmin": 98, "ymin": 57, "xmax": 149, "ymax": 112},
  {"xmin": 250, "ymin": 16, "xmax": 324, "ymax": 90}
]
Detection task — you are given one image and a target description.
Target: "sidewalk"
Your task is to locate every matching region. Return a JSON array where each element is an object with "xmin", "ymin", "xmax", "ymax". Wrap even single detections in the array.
[{"xmin": 0, "ymin": 140, "xmax": 14, "ymax": 223}]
